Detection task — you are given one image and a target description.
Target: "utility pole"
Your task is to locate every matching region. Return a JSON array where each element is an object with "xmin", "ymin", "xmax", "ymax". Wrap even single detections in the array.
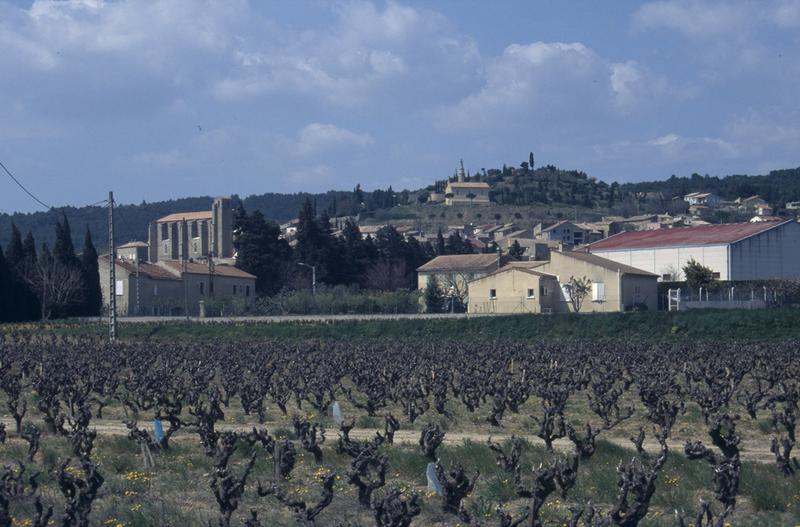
[
  {"xmin": 108, "ymin": 191, "xmax": 117, "ymax": 342},
  {"xmin": 298, "ymin": 262, "xmax": 316, "ymax": 296}
]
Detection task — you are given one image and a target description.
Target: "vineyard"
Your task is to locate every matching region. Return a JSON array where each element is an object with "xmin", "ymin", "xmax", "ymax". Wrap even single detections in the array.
[{"xmin": 1, "ymin": 333, "xmax": 800, "ymax": 526}]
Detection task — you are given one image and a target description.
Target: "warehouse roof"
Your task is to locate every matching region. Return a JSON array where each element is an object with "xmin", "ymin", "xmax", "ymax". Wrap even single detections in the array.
[{"xmin": 586, "ymin": 221, "xmax": 791, "ymax": 251}]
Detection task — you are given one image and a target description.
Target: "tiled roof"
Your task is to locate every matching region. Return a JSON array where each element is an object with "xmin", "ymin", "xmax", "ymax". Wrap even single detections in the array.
[
  {"xmin": 586, "ymin": 221, "xmax": 791, "ymax": 251},
  {"xmin": 470, "ymin": 265, "xmax": 556, "ymax": 282},
  {"xmin": 554, "ymin": 251, "xmax": 658, "ymax": 276},
  {"xmin": 105, "ymin": 256, "xmax": 179, "ymax": 281},
  {"xmin": 160, "ymin": 260, "xmax": 256, "ymax": 279},
  {"xmin": 417, "ymin": 253, "xmax": 499, "ymax": 273},
  {"xmin": 157, "ymin": 211, "xmax": 213, "ymax": 222}
]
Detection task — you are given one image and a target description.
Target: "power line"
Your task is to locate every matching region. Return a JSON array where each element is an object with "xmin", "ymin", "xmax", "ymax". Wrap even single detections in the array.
[{"xmin": 0, "ymin": 159, "xmax": 52, "ymax": 210}]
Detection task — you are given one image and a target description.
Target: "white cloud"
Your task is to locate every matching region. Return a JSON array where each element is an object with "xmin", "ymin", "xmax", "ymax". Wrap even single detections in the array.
[
  {"xmin": 435, "ymin": 41, "xmax": 674, "ymax": 131},
  {"xmin": 596, "ymin": 133, "xmax": 738, "ymax": 163},
  {"xmin": 292, "ymin": 123, "xmax": 374, "ymax": 156},
  {"xmin": 632, "ymin": 1, "xmax": 749, "ymax": 38},
  {"xmin": 212, "ymin": 1, "xmax": 479, "ymax": 106}
]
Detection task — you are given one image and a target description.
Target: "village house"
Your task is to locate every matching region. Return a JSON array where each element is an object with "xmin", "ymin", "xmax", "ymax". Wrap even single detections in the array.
[
  {"xmin": 466, "ymin": 252, "xmax": 658, "ymax": 314},
  {"xmin": 417, "ymin": 253, "xmax": 502, "ymax": 308},
  {"xmin": 534, "ymin": 220, "xmax": 590, "ymax": 247},
  {"xmin": 537, "ymin": 251, "xmax": 658, "ymax": 312},
  {"xmin": 468, "ymin": 263, "xmax": 559, "ymax": 314},
  {"xmin": 586, "ymin": 220, "xmax": 800, "ymax": 282},
  {"xmin": 99, "ymin": 257, "xmax": 256, "ymax": 316},
  {"xmin": 98, "ymin": 196, "xmax": 257, "ymax": 317},
  {"xmin": 683, "ymin": 192, "xmax": 721, "ymax": 207}
]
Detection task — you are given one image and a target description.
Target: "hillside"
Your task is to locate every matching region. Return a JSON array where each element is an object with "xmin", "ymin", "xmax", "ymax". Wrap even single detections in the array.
[{"xmin": 2, "ymin": 160, "xmax": 799, "ymax": 250}]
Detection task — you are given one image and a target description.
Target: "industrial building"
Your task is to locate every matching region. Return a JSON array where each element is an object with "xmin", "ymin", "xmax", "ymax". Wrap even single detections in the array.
[{"xmin": 586, "ymin": 220, "xmax": 800, "ymax": 281}]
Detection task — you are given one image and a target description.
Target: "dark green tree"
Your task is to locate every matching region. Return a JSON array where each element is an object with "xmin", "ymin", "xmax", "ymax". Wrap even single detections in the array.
[
  {"xmin": 436, "ymin": 228, "xmax": 446, "ymax": 255},
  {"xmin": 80, "ymin": 228, "xmax": 102, "ymax": 316},
  {"xmin": 508, "ymin": 240, "xmax": 525, "ymax": 260},
  {"xmin": 682, "ymin": 258, "xmax": 715, "ymax": 292},
  {"xmin": 5, "ymin": 223, "xmax": 24, "ymax": 270},
  {"xmin": 234, "ymin": 208, "xmax": 292, "ymax": 296},
  {"xmin": 3, "ymin": 225, "xmax": 39, "ymax": 321},
  {"xmin": 0, "ymin": 244, "xmax": 12, "ymax": 322},
  {"xmin": 529, "ymin": 151, "xmax": 535, "ymax": 170},
  {"xmin": 424, "ymin": 275, "xmax": 445, "ymax": 313}
]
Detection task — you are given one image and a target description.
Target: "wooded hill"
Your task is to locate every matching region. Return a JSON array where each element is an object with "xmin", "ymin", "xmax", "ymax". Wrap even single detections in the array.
[{"xmin": 2, "ymin": 159, "xmax": 799, "ymax": 250}]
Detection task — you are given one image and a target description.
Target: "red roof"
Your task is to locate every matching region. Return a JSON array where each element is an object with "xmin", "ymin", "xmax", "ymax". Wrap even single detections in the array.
[{"xmin": 587, "ymin": 221, "xmax": 791, "ymax": 251}]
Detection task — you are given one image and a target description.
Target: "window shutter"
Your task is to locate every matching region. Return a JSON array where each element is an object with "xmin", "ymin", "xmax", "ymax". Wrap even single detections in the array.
[{"xmin": 592, "ymin": 282, "xmax": 606, "ymax": 302}]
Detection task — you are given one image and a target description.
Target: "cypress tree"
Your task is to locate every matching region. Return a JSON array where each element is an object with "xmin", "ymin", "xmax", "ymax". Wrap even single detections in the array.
[
  {"xmin": 4, "ymin": 226, "xmax": 39, "ymax": 321},
  {"xmin": 5, "ymin": 223, "xmax": 24, "ymax": 270},
  {"xmin": 54, "ymin": 214, "xmax": 80, "ymax": 268},
  {"xmin": 0, "ymin": 244, "xmax": 11, "ymax": 322},
  {"xmin": 22, "ymin": 232, "xmax": 37, "ymax": 268},
  {"xmin": 424, "ymin": 275, "xmax": 445, "ymax": 313},
  {"xmin": 80, "ymin": 228, "xmax": 102, "ymax": 316}
]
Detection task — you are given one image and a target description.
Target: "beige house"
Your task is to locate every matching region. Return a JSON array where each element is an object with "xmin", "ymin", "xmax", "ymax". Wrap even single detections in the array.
[
  {"xmin": 538, "ymin": 251, "xmax": 658, "ymax": 312},
  {"xmin": 417, "ymin": 253, "xmax": 502, "ymax": 307},
  {"xmin": 468, "ymin": 264, "xmax": 560, "ymax": 314},
  {"xmin": 99, "ymin": 256, "xmax": 256, "ymax": 316}
]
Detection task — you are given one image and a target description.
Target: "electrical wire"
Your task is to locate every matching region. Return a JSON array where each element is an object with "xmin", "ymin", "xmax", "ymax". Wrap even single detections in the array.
[{"xmin": 0, "ymin": 159, "xmax": 52, "ymax": 210}]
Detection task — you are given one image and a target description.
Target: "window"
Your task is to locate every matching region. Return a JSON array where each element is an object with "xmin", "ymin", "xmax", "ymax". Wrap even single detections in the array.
[
  {"xmin": 233, "ymin": 285, "xmax": 237, "ymax": 295},
  {"xmin": 527, "ymin": 288, "xmax": 535, "ymax": 299},
  {"xmin": 209, "ymin": 281, "xmax": 214, "ymax": 294},
  {"xmin": 489, "ymin": 289, "xmax": 497, "ymax": 299},
  {"xmin": 592, "ymin": 282, "xmax": 606, "ymax": 302},
  {"xmin": 711, "ymin": 272, "xmax": 721, "ymax": 279},
  {"xmin": 191, "ymin": 221, "xmax": 198, "ymax": 238},
  {"xmin": 560, "ymin": 284, "xmax": 572, "ymax": 302},
  {"xmin": 161, "ymin": 223, "xmax": 168, "ymax": 239},
  {"xmin": 661, "ymin": 274, "xmax": 672, "ymax": 281},
  {"xmin": 199, "ymin": 282, "xmax": 204, "ymax": 295},
  {"xmin": 115, "ymin": 280, "xmax": 124, "ymax": 296},
  {"xmin": 634, "ymin": 285, "xmax": 641, "ymax": 298},
  {"xmin": 153, "ymin": 285, "xmax": 158, "ymax": 297},
  {"xmin": 246, "ymin": 285, "xmax": 250, "ymax": 297},
  {"xmin": 540, "ymin": 285, "xmax": 551, "ymax": 296}
]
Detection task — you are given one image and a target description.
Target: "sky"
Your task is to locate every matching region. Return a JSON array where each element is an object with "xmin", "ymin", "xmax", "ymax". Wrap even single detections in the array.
[{"xmin": 1, "ymin": 0, "xmax": 799, "ymax": 213}]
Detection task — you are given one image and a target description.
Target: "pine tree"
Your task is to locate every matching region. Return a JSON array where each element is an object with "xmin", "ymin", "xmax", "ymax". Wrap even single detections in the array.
[{"xmin": 80, "ymin": 228, "xmax": 102, "ymax": 316}]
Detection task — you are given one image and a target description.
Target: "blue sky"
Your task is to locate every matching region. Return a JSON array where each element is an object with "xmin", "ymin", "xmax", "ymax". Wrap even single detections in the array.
[{"xmin": 1, "ymin": 0, "xmax": 799, "ymax": 213}]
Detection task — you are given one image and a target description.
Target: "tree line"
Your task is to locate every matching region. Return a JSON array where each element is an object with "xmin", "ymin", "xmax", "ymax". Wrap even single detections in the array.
[
  {"xmin": 234, "ymin": 198, "xmax": 481, "ymax": 298},
  {"xmin": 0, "ymin": 216, "xmax": 102, "ymax": 322}
]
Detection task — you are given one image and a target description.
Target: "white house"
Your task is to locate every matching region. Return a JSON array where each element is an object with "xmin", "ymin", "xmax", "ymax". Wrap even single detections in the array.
[
  {"xmin": 683, "ymin": 192, "xmax": 721, "ymax": 207},
  {"xmin": 585, "ymin": 220, "xmax": 800, "ymax": 282}
]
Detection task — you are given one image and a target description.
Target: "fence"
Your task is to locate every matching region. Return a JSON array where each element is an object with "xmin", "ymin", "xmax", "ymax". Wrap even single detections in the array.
[
  {"xmin": 470, "ymin": 300, "xmax": 547, "ymax": 314},
  {"xmin": 666, "ymin": 286, "xmax": 773, "ymax": 311}
]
